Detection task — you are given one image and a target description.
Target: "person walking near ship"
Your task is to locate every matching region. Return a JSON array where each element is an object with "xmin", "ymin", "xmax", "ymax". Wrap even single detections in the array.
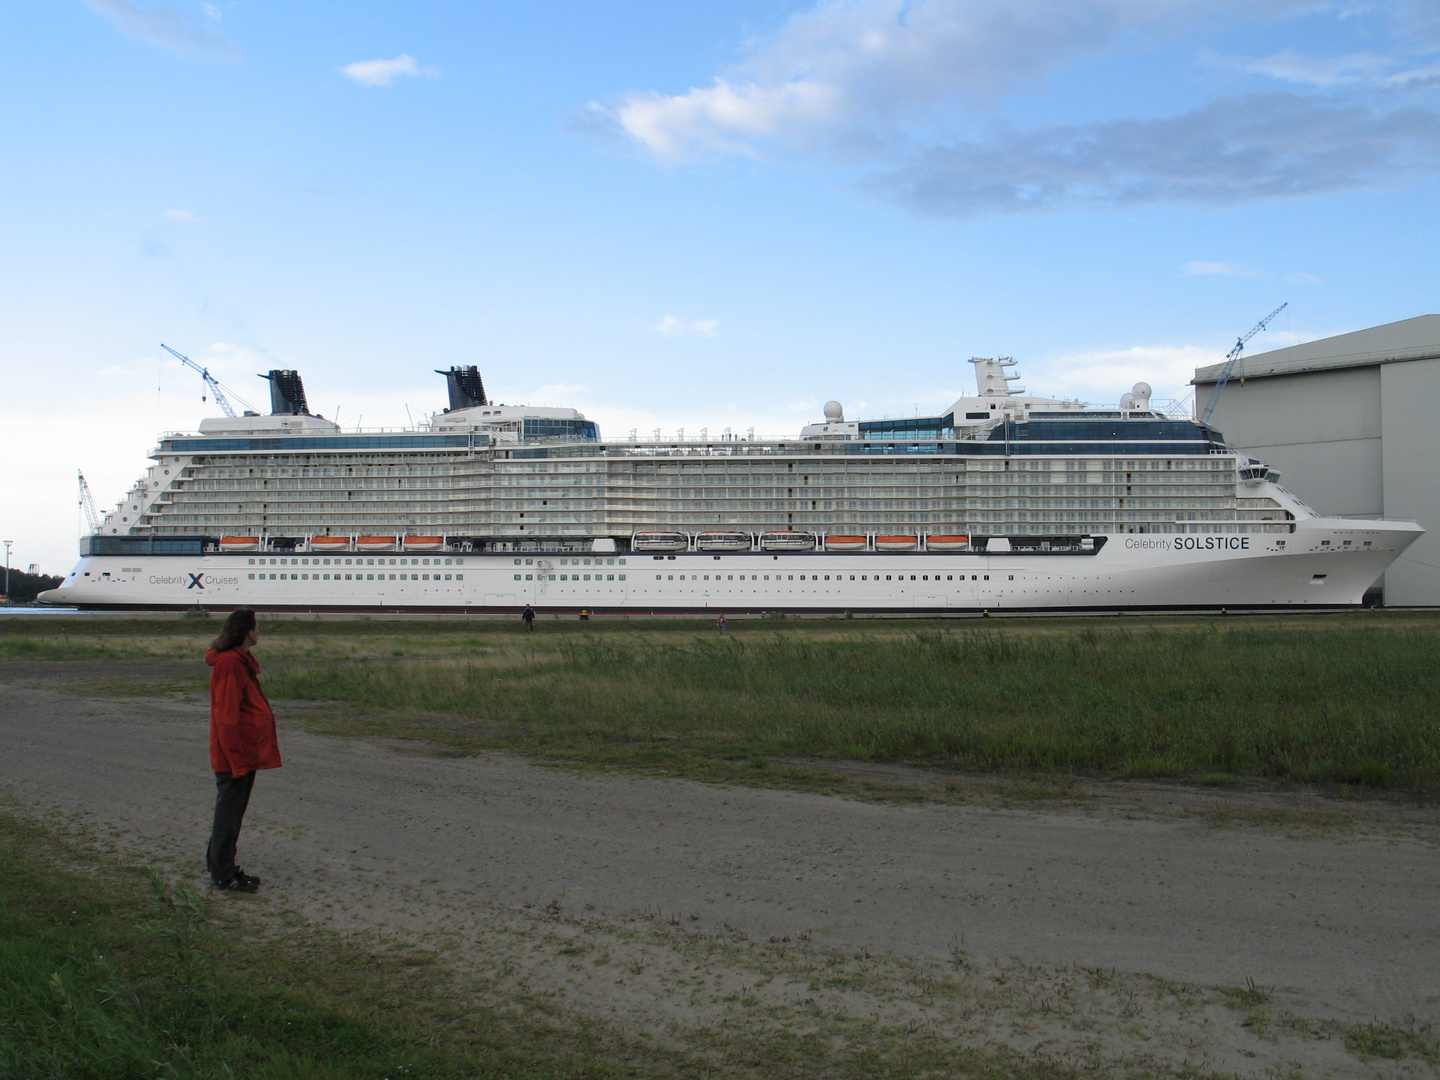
[
  {"xmin": 522, "ymin": 603, "xmax": 535, "ymax": 632},
  {"xmin": 717, "ymin": 613, "xmax": 726, "ymax": 635},
  {"xmin": 204, "ymin": 608, "xmax": 281, "ymax": 893}
]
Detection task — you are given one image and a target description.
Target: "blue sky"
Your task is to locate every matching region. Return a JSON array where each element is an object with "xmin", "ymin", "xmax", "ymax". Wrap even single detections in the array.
[{"xmin": 3, "ymin": 0, "xmax": 1439, "ymax": 574}]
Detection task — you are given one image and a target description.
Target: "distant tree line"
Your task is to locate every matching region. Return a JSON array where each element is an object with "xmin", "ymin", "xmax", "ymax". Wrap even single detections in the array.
[{"xmin": 2, "ymin": 569, "xmax": 64, "ymax": 604}]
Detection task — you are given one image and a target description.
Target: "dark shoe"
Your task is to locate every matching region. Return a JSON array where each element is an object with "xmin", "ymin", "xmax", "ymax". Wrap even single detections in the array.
[
  {"xmin": 213, "ymin": 875, "xmax": 259, "ymax": 893},
  {"xmin": 234, "ymin": 868, "xmax": 262, "ymax": 888}
]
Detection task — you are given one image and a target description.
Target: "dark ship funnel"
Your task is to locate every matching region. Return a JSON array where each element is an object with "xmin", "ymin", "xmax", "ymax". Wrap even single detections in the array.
[
  {"xmin": 436, "ymin": 366, "xmax": 487, "ymax": 412},
  {"xmin": 260, "ymin": 370, "xmax": 310, "ymax": 416}
]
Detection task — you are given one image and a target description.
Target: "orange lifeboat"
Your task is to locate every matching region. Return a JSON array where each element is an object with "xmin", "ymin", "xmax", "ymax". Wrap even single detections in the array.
[
  {"xmin": 403, "ymin": 535, "xmax": 444, "ymax": 552},
  {"xmin": 218, "ymin": 536, "xmax": 259, "ymax": 552},
  {"xmin": 925, "ymin": 535, "xmax": 969, "ymax": 551},
  {"xmin": 356, "ymin": 536, "xmax": 397, "ymax": 552},
  {"xmin": 824, "ymin": 535, "xmax": 867, "ymax": 551},
  {"xmin": 310, "ymin": 536, "xmax": 352, "ymax": 551},
  {"xmin": 875, "ymin": 535, "xmax": 919, "ymax": 551}
]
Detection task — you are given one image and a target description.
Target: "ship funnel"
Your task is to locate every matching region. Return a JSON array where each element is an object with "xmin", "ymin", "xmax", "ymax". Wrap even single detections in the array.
[
  {"xmin": 260, "ymin": 370, "xmax": 309, "ymax": 415},
  {"xmin": 436, "ymin": 365, "xmax": 487, "ymax": 412}
]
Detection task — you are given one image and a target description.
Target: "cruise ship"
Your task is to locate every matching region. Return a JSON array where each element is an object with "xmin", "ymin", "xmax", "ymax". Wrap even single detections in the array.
[{"xmin": 41, "ymin": 357, "xmax": 1422, "ymax": 614}]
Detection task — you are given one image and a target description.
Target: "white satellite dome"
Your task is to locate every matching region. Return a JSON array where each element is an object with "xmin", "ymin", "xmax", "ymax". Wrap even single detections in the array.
[{"xmin": 823, "ymin": 400, "xmax": 844, "ymax": 422}]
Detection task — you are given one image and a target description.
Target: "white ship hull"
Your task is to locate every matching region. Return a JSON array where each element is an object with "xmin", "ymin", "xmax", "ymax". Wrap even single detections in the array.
[{"xmin": 41, "ymin": 517, "xmax": 1421, "ymax": 614}]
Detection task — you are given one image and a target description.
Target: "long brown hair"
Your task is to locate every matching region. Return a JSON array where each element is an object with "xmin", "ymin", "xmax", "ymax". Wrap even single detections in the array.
[{"xmin": 210, "ymin": 608, "xmax": 257, "ymax": 653}]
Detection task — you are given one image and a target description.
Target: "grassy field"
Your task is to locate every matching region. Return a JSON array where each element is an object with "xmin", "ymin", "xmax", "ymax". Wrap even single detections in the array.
[
  {"xmin": 3, "ymin": 610, "xmax": 1438, "ymax": 793},
  {"xmin": 0, "ymin": 811, "xmax": 658, "ymax": 1079}
]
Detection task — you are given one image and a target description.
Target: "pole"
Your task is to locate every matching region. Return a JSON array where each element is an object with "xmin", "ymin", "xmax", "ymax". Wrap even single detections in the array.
[{"xmin": 3, "ymin": 540, "xmax": 11, "ymax": 602}]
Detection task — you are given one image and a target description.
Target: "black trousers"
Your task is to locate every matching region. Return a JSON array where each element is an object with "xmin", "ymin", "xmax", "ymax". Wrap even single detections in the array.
[{"xmin": 206, "ymin": 770, "xmax": 256, "ymax": 884}]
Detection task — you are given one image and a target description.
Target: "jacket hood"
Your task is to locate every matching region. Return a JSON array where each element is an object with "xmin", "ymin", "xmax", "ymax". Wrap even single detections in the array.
[{"xmin": 205, "ymin": 647, "xmax": 258, "ymax": 671}]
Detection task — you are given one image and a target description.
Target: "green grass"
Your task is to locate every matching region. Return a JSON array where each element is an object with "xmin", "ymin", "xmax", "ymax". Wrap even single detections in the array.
[
  {"xmin": 0, "ymin": 812, "xmax": 650, "ymax": 1078},
  {"xmin": 256, "ymin": 622, "xmax": 1440, "ymax": 790},
  {"xmin": 5, "ymin": 612, "xmax": 1440, "ymax": 792}
]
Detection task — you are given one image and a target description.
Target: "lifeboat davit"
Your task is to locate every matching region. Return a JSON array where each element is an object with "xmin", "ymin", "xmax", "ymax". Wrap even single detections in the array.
[
  {"xmin": 402, "ymin": 535, "xmax": 444, "ymax": 552},
  {"xmin": 310, "ymin": 536, "xmax": 352, "ymax": 551},
  {"xmin": 824, "ymin": 535, "xmax": 867, "ymax": 551},
  {"xmin": 875, "ymin": 535, "xmax": 919, "ymax": 551},
  {"xmin": 218, "ymin": 536, "xmax": 259, "ymax": 552},
  {"xmin": 356, "ymin": 536, "xmax": 397, "ymax": 552},
  {"xmin": 759, "ymin": 531, "xmax": 816, "ymax": 551},
  {"xmin": 926, "ymin": 535, "xmax": 969, "ymax": 551},
  {"xmin": 696, "ymin": 531, "xmax": 751, "ymax": 551},
  {"xmin": 632, "ymin": 531, "xmax": 688, "ymax": 552}
]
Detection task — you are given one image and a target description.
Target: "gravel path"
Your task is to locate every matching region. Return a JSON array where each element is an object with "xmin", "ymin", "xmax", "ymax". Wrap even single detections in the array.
[{"xmin": 3, "ymin": 679, "xmax": 1437, "ymax": 1075}]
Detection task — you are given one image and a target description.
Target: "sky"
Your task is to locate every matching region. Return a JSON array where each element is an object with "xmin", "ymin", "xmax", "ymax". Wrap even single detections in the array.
[{"xmin": 3, "ymin": 0, "xmax": 1439, "ymax": 575}]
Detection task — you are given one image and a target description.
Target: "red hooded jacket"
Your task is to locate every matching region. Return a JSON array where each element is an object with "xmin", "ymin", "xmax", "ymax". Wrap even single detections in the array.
[{"xmin": 205, "ymin": 647, "xmax": 282, "ymax": 775}]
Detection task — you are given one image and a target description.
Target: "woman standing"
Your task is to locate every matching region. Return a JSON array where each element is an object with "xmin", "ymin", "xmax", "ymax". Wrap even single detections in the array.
[{"xmin": 204, "ymin": 608, "xmax": 282, "ymax": 892}]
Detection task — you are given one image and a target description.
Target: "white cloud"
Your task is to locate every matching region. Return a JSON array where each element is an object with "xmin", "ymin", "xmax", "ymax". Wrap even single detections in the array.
[
  {"xmin": 1186, "ymin": 260, "xmax": 1259, "ymax": 277},
  {"xmin": 1040, "ymin": 344, "xmax": 1221, "ymax": 402},
  {"xmin": 591, "ymin": 0, "xmax": 1440, "ymax": 216},
  {"xmin": 340, "ymin": 54, "xmax": 434, "ymax": 87},
  {"xmin": 85, "ymin": 0, "xmax": 241, "ymax": 60},
  {"xmin": 156, "ymin": 208, "xmax": 205, "ymax": 224},
  {"xmin": 650, "ymin": 314, "xmax": 719, "ymax": 337}
]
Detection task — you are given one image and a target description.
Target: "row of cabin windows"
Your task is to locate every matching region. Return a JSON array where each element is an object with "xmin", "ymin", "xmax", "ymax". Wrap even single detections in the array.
[
  {"xmin": 516, "ymin": 573, "xmax": 624, "ymax": 581},
  {"xmin": 249, "ymin": 557, "xmax": 460, "ymax": 566},
  {"xmin": 247, "ymin": 573, "xmax": 461, "ymax": 581},
  {"xmin": 649, "ymin": 573, "xmax": 998, "ymax": 582}
]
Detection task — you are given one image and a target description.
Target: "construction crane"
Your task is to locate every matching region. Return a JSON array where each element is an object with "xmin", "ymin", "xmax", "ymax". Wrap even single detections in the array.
[
  {"xmin": 78, "ymin": 471, "xmax": 102, "ymax": 534},
  {"xmin": 1198, "ymin": 303, "xmax": 1288, "ymax": 426},
  {"xmin": 160, "ymin": 343, "xmax": 254, "ymax": 417}
]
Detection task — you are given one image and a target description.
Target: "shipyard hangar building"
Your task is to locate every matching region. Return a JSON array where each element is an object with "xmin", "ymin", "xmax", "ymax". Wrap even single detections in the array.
[{"xmin": 1193, "ymin": 314, "xmax": 1440, "ymax": 606}]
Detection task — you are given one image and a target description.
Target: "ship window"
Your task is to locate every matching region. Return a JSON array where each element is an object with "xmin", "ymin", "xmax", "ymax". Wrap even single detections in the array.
[
  {"xmin": 727, "ymin": 575, "xmax": 733, "ymax": 580},
  {"xmin": 656, "ymin": 575, "xmax": 661, "ymax": 580},
  {"xmin": 667, "ymin": 575, "xmax": 673, "ymax": 580},
  {"xmin": 885, "ymin": 575, "xmax": 891, "ymax": 580},
  {"xmin": 422, "ymin": 558, "xmax": 431, "ymax": 565},
  {"xmin": 946, "ymin": 575, "xmax": 953, "ymax": 581},
  {"xmin": 704, "ymin": 575, "xmax": 710, "ymax": 580},
  {"xmin": 456, "ymin": 559, "xmax": 464, "ymax": 566},
  {"xmin": 446, "ymin": 574, "xmax": 453, "ymax": 580},
  {"xmin": 445, "ymin": 559, "xmax": 452, "ymax": 565},
  {"xmin": 619, "ymin": 559, "xmax": 626, "ymax": 565},
  {"xmin": 301, "ymin": 573, "xmax": 307, "ymax": 580},
  {"xmin": 367, "ymin": 559, "xmax": 375, "ymax": 566},
  {"xmin": 607, "ymin": 574, "xmax": 615, "ymax": 580},
  {"xmin": 788, "ymin": 575, "xmax": 794, "ymax": 580},
  {"xmin": 248, "ymin": 559, "xmax": 255, "ymax": 565},
  {"xmin": 525, "ymin": 574, "xmax": 533, "ymax": 580},
  {"xmin": 584, "ymin": 574, "xmax": 591, "ymax": 580},
  {"xmin": 514, "ymin": 559, "xmax": 521, "ymax": 565},
  {"xmin": 323, "ymin": 574, "xmax": 330, "ymax": 580},
  {"xmin": 247, "ymin": 573, "xmax": 254, "ymax": 580},
  {"xmin": 367, "ymin": 574, "xmax": 374, "ymax": 580},
  {"xmin": 984, "ymin": 575, "xmax": 990, "ymax": 580},
  {"xmin": 971, "ymin": 575, "xmax": 977, "ymax": 580},
  {"xmin": 525, "ymin": 559, "xmax": 533, "ymax": 565},
  {"xmin": 514, "ymin": 574, "xmax": 521, "ymax": 580},
  {"xmin": 345, "ymin": 558, "xmax": 352, "ymax": 565},
  {"xmin": 1009, "ymin": 575, "xmax": 1014, "ymax": 580},
  {"xmin": 388, "ymin": 574, "xmax": 395, "ymax": 580},
  {"xmin": 584, "ymin": 559, "xmax": 592, "ymax": 565},
  {"xmin": 618, "ymin": 574, "xmax": 625, "ymax": 581},
  {"xmin": 456, "ymin": 574, "xmax": 463, "ymax": 581},
  {"xmin": 560, "ymin": 574, "xmax": 567, "ymax": 580},
  {"xmin": 344, "ymin": 574, "xmax": 351, "ymax": 580},
  {"xmin": 824, "ymin": 575, "xmax": 830, "ymax": 580}
]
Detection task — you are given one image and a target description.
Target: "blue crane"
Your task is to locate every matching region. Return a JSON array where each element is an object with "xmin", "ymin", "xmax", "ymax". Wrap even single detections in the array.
[
  {"xmin": 160, "ymin": 343, "xmax": 255, "ymax": 417},
  {"xmin": 1198, "ymin": 303, "xmax": 1288, "ymax": 426}
]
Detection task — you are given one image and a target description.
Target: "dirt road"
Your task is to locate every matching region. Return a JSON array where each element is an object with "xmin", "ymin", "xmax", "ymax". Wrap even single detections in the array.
[{"xmin": 2, "ymin": 679, "xmax": 1437, "ymax": 1076}]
